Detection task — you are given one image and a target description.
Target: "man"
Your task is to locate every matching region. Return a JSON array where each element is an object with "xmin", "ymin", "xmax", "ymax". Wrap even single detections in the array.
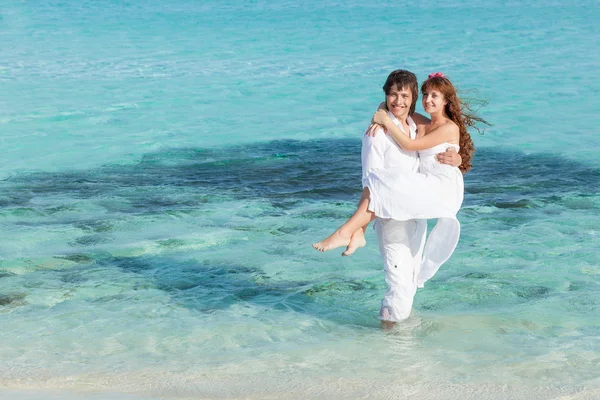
[{"xmin": 353, "ymin": 70, "xmax": 461, "ymax": 325}]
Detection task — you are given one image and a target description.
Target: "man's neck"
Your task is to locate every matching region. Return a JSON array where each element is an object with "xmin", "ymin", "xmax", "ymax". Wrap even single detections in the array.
[
  {"xmin": 391, "ymin": 112, "xmax": 410, "ymax": 125},
  {"xmin": 389, "ymin": 113, "xmax": 411, "ymax": 136}
]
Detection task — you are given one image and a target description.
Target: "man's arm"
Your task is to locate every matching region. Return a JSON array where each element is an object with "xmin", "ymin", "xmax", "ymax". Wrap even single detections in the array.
[
  {"xmin": 361, "ymin": 126, "xmax": 386, "ymax": 188},
  {"xmin": 437, "ymin": 147, "xmax": 462, "ymax": 168}
]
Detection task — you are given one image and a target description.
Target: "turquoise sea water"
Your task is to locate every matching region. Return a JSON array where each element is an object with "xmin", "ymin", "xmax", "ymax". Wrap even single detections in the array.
[{"xmin": 2, "ymin": 1, "xmax": 600, "ymax": 399}]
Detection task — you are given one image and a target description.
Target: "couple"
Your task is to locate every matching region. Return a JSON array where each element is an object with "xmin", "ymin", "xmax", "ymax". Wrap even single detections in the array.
[{"xmin": 313, "ymin": 70, "xmax": 487, "ymax": 324}]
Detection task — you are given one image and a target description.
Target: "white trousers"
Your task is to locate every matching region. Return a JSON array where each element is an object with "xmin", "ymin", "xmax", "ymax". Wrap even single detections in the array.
[{"xmin": 375, "ymin": 218, "xmax": 427, "ymax": 322}]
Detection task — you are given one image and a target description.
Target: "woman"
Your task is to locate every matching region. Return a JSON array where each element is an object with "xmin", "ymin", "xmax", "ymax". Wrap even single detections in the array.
[{"xmin": 313, "ymin": 72, "xmax": 488, "ymax": 287}]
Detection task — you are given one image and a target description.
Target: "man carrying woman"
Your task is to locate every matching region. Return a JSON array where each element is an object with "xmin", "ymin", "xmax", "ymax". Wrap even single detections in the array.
[{"xmin": 313, "ymin": 70, "xmax": 487, "ymax": 324}]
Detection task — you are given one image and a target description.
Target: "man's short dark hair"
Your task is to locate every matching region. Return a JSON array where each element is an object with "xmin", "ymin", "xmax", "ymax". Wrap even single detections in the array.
[{"xmin": 382, "ymin": 70, "xmax": 419, "ymax": 115}]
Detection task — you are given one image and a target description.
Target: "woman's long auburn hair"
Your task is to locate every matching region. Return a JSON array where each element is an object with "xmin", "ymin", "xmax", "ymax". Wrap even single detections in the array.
[{"xmin": 421, "ymin": 76, "xmax": 489, "ymax": 173}]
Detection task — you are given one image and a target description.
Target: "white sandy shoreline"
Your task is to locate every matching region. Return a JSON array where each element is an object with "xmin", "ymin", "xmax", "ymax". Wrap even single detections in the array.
[
  {"xmin": 3, "ymin": 376, "xmax": 600, "ymax": 400},
  {"xmin": 0, "ymin": 389, "xmax": 163, "ymax": 400}
]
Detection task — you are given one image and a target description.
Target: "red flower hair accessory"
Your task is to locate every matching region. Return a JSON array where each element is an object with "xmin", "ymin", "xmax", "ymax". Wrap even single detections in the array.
[{"xmin": 428, "ymin": 72, "xmax": 445, "ymax": 79}]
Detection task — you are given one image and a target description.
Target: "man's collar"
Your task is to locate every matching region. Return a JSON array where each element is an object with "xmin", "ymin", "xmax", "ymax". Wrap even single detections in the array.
[{"xmin": 388, "ymin": 112, "xmax": 416, "ymax": 133}]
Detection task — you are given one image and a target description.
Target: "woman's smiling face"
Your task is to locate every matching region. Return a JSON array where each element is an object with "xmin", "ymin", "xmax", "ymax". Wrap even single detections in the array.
[{"xmin": 422, "ymin": 88, "xmax": 447, "ymax": 114}]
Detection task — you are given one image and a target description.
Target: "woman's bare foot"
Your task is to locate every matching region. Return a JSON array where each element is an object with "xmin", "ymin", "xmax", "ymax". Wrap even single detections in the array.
[
  {"xmin": 312, "ymin": 230, "xmax": 351, "ymax": 252},
  {"xmin": 342, "ymin": 230, "xmax": 366, "ymax": 256}
]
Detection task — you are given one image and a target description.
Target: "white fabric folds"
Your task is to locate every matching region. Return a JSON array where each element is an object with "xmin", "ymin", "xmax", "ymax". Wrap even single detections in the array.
[{"xmin": 367, "ymin": 143, "xmax": 463, "ymax": 288}]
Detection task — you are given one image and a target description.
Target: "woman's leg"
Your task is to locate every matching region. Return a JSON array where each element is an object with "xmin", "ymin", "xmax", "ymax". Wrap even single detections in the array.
[
  {"xmin": 341, "ymin": 226, "xmax": 368, "ymax": 256},
  {"xmin": 342, "ymin": 188, "xmax": 371, "ymax": 256},
  {"xmin": 313, "ymin": 188, "xmax": 376, "ymax": 252}
]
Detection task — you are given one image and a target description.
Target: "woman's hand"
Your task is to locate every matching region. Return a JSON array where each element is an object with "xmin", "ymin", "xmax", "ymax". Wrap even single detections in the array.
[
  {"xmin": 365, "ymin": 109, "xmax": 391, "ymax": 137},
  {"xmin": 372, "ymin": 109, "xmax": 390, "ymax": 126},
  {"xmin": 365, "ymin": 123, "xmax": 386, "ymax": 137}
]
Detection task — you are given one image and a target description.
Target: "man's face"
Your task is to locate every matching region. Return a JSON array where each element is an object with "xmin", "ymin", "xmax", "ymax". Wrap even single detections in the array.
[{"xmin": 386, "ymin": 84, "xmax": 412, "ymax": 120}]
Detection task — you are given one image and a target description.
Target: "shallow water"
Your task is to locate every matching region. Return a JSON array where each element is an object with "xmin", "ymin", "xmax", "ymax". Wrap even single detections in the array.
[{"xmin": 1, "ymin": 0, "xmax": 600, "ymax": 398}]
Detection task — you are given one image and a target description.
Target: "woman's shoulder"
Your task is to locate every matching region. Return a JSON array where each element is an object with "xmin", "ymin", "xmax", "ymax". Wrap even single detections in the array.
[
  {"xmin": 424, "ymin": 120, "xmax": 459, "ymax": 143},
  {"xmin": 442, "ymin": 118, "xmax": 459, "ymax": 129},
  {"xmin": 431, "ymin": 120, "xmax": 459, "ymax": 134}
]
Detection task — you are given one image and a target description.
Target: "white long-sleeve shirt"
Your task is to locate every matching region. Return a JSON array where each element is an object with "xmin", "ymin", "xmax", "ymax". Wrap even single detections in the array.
[{"xmin": 361, "ymin": 114, "xmax": 419, "ymax": 188}]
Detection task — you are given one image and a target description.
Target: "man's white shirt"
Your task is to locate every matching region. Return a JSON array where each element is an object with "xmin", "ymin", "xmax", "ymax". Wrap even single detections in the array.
[{"xmin": 361, "ymin": 114, "xmax": 419, "ymax": 188}]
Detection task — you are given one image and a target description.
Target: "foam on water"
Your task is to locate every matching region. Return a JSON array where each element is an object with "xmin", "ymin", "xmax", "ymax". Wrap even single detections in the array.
[{"xmin": 2, "ymin": 0, "xmax": 600, "ymax": 398}]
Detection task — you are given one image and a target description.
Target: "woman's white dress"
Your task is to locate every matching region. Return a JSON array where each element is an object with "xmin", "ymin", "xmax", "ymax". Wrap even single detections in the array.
[{"xmin": 366, "ymin": 143, "xmax": 464, "ymax": 287}]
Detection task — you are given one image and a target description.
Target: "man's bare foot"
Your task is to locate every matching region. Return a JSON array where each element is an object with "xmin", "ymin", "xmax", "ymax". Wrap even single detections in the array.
[
  {"xmin": 380, "ymin": 306, "xmax": 396, "ymax": 330},
  {"xmin": 312, "ymin": 230, "xmax": 351, "ymax": 252},
  {"xmin": 381, "ymin": 320, "xmax": 396, "ymax": 330},
  {"xmin": 342, "ymin": 230, "xmax": 366, "ymax": 256}
]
